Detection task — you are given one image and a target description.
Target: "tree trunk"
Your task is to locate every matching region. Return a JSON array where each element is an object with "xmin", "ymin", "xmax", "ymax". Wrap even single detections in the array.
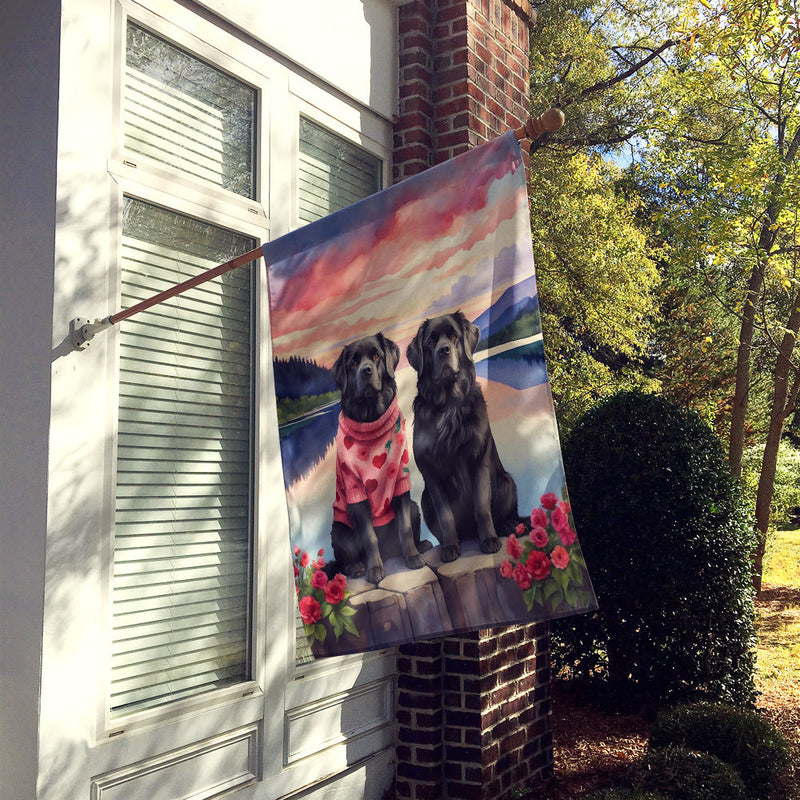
[
  {"xmin": 729, "ymin": 266, "xmax": 764, "ymax": 478},
  {"xmin": 753, "ymin": 300, "xmax": 800, "ymax": 593},
  {"xmin": 728, "ymin": 128, "xmax": 800, "ymax": 479}
]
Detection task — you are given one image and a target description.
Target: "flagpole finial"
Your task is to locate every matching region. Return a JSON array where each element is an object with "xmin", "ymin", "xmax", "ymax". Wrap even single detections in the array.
[{"xmin": 515, "ymin": 108, "xmax": 565, "ymax": 141}]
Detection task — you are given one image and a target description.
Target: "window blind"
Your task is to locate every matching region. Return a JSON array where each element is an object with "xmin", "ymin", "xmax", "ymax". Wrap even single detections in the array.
[
  {"xmin": 111, "ymin": 198, "xmax": 255, "ymax": 715},
  {"xmin": 125, "ymin": 23, "xmax": 256, "ymax": 199},
  {"xmin": 298, "ymin": 116, "xmax": 382, "ymax": 223}
]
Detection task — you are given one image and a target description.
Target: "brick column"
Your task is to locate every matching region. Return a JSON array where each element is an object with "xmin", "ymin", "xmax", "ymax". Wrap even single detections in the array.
[
  {"xmin": 394, "ymin": 0, "xmax": 534, "ymax": 179},
  {"xmin": 395, "ymin": 626, "xmax": 552, "ymax": 800},
  {"xmin": 393, "ymin": 3, "xmax": 552, "ymax": 798},
  {"xmin": 396, "ymin": 640, "xmax": 445, "ymax": 800}
]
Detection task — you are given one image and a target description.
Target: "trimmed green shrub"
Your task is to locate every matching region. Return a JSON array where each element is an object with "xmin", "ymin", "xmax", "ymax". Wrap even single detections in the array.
[
  {"xmin": 632, "ymin": 746, "xmax": 748, "ymax": 800},
  {"xmin": 649, "ymin": 702, "xmax": 790, "ymax": 799},
  {"xmin": 552, "ymin": 391, "xmax": 757, "ymax": 707}
]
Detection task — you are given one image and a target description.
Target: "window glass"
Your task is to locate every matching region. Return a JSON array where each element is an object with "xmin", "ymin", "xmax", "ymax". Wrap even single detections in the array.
[
  {"xmin": 298, "ymin": 116, "xmax": 382, "ymax": 223},
  {"xmin": 125, "ymin": 23, "xmax": 257, "ymax": 198},
  {"xmin": 111, "ymin": 197, "xmax": 255, "ymax": 716}
]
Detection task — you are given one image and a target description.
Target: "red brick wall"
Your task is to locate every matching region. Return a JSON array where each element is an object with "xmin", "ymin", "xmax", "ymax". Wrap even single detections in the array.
[
  {"xmin": 396, "ymin": 626, "xmax": 552, "ymax": 800},
  {"xmin": 394, "ymin": 0, "xmax": 534, "ymax": 181},
  {"xmin": 392, "ymin": 3, "xmax": 551, "ymax": 798}
]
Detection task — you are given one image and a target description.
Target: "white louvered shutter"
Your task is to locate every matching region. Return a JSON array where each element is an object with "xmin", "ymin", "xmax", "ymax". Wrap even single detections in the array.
[{"xmin": 111, "ymin": 198, "xmax": 255, "ymax": 715}]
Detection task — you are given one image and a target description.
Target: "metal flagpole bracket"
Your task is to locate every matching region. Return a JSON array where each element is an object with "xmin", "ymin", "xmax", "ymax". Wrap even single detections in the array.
[{"xmin": 70, "ymin": 316, "xmax": 113, "ymax": 350}]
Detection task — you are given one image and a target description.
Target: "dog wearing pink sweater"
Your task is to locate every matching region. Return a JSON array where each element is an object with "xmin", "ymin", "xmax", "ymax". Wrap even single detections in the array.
[{"xmin": 330, "ymin": 334, "xmax": 431, "ymax": 583}]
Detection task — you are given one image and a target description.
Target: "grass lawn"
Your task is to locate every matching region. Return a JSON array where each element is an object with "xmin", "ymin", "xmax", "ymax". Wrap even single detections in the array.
[
  {"xmin": 756, "ymin": 527, "xmax": 800, "ymax": 800},
  {"xmin": 757, "ymin": 527, "xmax": 800, "ymax": 699}
]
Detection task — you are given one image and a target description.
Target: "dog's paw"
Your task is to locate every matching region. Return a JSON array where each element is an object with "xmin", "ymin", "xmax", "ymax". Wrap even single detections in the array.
[
  {"xmin": 417, "ymin": 539, "xmax": 433, "ymax": 553},
  {"xmin": 441, "ymin": 544, "xmax": 460, "ymax": 562},
  {"xmin": 405, "ymin": 553, "xmax": 425, "ymax": 570},
  {"xmin": 366, "ymin": 564, "xmax": 385, "ymax": 584},
  {"xmin": 347, "ymin": 561, "xmax": 366, "ymax": 578},
  {"xmin": 481, "ymin": 536, "xmax": 501, "ymax": 554}
]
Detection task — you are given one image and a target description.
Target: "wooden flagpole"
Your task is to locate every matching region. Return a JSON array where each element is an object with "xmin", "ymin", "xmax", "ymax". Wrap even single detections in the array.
[{"xmin": 70, "ymin": 109, "xmax": 563, "ymax": 349}]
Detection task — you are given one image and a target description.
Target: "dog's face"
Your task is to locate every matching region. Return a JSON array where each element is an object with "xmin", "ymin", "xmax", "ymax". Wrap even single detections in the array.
[
  {"xmin": 407, "ymin": 312, "xmax": 480, "ymax": 383},
  {"xmin": 333, "ymin": 333, "xmax": 400, "ymax": 422}
]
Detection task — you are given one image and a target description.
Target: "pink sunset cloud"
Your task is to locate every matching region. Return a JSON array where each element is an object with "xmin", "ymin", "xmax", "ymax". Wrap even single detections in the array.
[{"xmin": 266, "ymin": 132, "xmax": 528, "ymax": 365}]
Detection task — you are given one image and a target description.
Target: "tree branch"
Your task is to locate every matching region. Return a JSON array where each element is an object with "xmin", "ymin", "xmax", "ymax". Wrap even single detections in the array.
[{"xmin": 557, "ymin": 39, "xmax": 678, "ymax": 107}]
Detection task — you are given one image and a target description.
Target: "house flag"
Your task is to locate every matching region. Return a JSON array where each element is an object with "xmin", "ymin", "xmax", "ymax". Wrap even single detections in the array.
[{"xmin": 263, "ymin": 131, "xmax": 597, "ymax": 658}]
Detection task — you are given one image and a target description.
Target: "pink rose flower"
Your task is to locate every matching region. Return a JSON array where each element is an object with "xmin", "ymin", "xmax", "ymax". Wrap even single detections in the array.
[
  {"xmin": 293, "ymin": 564, "xmax": 299, "ymax": 578},
  {"xmin": 318, "ymin": 548, "xmax": 325, "ymax": 557},
  {"xmin": 311, "ymin": 569, "xmax": 328, "ymax": 589},
  {"xmin": 293, "ymin": 544, "xmax": 301, "ymax": 556},
  {"xmin": 530, "ymin": 525, "xmax": 549, "ymax": 549},
  {"xmin": 550, "ymin": 506, "xmax": 568, "ymax": 532},
  {"xmin": 299, "ymin": 550, "xmax": 310, "ymax": 568},
  {"xmin": 500, "ymin": 559, "xmax": 513, "ymax": 579},
  {"xmin": 550, "ymin": 545, "xmax": 570, "ymax": 569},
  {"xmin": 527, "ymin": 549, "xmax": 551, "ymax": 581},
  {"xmin": 324, "ymin": 573, "xmax": 347, "ymax": 605},
  {"xmin": 506, "ymin": 533, "xmax": 523, "ymax": 560},
  {"xmin": 558, "ymin": 525, "xmax": 578, "ymax": 546},
  {"xmin": 512, "ymin": 562, "xmax": 532, "ymax": 590},
  {"xmin": 540, "ymin": 492, "xmax": 558, "ymax": 510},
  {"xmin": 298, "ymin": 595, "xmax": 321, "ymax": 625},
  {"xmin": 558, "ymin": 500, "xmax": 571, "ymax": 516},
  {"xmin": 530, "ymin": 507, "xmax": 548, "ymax": 529},
  {"xmin": 515, "ymin": 522, "xmax": 526, "ymax": 536}
]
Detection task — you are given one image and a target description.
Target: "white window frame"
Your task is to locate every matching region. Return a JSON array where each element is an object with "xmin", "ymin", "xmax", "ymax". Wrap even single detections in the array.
[
  {"xmin": 100, "ymin": 0, "xmax": 275, "ymax": 741},
  {"xmin": 91, "ymin": 0, "xmax": 397, "ymax": 792}
]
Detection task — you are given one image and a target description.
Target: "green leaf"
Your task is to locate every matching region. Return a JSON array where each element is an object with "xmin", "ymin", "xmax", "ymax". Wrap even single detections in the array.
[{"xmin": 343, "ymin": 616, "xmax": 359, "ymax": 636}]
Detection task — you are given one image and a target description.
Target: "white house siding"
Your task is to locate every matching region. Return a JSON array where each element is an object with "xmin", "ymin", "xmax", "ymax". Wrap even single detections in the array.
[
  {"xmin": 0, "ymin": 1, "xmax": 399, "ymax": 799},
  {"xmin": 0, "ymin": 0, "xmax": 61, "ymax": 796}
]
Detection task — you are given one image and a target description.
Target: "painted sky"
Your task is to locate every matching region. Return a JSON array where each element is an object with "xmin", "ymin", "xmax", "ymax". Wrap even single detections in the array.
[{"xmin": 263, "ymin": 131, "xmax": 531, "ymax": 367}]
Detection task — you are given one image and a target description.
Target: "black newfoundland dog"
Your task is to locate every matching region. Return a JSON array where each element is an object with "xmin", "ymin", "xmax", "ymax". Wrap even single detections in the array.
[
  {"xmin": 329, "ymin": 333, "xmax": 431, "ymax": 583},
  {"xmin": 407, "ymin": 312, "xmax": 522, "ymax": 562}
]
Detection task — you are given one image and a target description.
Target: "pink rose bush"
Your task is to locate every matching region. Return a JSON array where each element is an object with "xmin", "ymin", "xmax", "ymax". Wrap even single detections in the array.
[
  {"xmin": 293, "ymin": 546, "xmax": 358, "ymax": 645},
  {"xmin": 499, "ymin": 491, "xmax": 587, "ymax": 612}
]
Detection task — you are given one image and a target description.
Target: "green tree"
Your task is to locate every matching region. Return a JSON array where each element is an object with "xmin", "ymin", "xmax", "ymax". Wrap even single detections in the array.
[
  {"xmin": 528, "ymin": 0, "xmax": 670, "ymax": 430},
  {"xmin": 634, "ymin": 0, "xmax": 800, "ymax": 589},
  {"xmin": 530, "ymin": 152, "xmax": 660, "ymax": 430}
]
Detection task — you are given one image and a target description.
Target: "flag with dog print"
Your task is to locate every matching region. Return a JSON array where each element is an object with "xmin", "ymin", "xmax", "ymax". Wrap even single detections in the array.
[{"xmin": 264, "ymin": 131, "xmax": 596, "ymax": 658}]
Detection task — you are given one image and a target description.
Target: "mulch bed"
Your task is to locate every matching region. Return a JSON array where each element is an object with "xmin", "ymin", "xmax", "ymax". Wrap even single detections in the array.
[
  {"xmin": 538, "ymin": 586, "xmax": 800, "ymax": 800},
  {"xmin": 539, "ymin": 680, "xmax": 651, "ymax": 799}
]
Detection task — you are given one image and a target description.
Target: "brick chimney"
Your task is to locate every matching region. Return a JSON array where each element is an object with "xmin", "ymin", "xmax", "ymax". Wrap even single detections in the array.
[{"xmin": 392, "ymin": 3, "xmax": 553, "ymax": 799}]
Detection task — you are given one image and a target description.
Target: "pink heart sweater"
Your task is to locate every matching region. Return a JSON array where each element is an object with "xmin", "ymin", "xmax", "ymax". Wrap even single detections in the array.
[{"xmin": 333, "ymin": 396, "xmax": 412, "ymax": 527}]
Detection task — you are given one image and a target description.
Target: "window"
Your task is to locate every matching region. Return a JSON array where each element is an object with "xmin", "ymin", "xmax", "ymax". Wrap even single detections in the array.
[
  {"xmin": 125, "ymin": 23, "xmax": 257, "ymax": 198},
  {"xmin": 298, "ymin": 116, "xmax": 382, "ymax": 223},
  {"xmin": 294, "ymin": 117, "xmax": 384, "ymax": 664},
  {"xmin": 110, "ymin": 17, "xmax": 388, "ymax": 714},
  {"xmin": 110, "ymin": 22, "xmax": 258, "ymax": 718}
]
